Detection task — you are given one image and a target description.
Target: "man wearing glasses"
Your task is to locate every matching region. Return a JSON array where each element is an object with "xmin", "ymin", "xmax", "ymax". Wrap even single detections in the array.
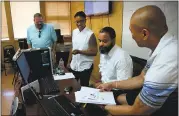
[
  {"xmin": 27, "ymin": 13, "xmax": 57, "ymax": 51},
  {"xmin": 67, "ymin": 11, "xmax": 98, "ymax": 87},
  {"xmin": 27, "ymin": 13, "xmax": 57, "ymax": 63}
]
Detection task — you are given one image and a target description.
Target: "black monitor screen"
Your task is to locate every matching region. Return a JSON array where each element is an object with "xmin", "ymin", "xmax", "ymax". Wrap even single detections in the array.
[
  {"xmin": 18, "ymin": 39, "xmax": 28, "ymax": 49},
  {"xmin": 16, "ymin": 52, "xmax": 30, "ymax": 83},
  {"xmin": 16, "ymin": 48, "xmax": 53, "ymax": 83}
]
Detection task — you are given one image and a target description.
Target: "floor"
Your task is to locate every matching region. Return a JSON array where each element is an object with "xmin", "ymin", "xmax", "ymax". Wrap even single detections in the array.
[{"xmin": 1, "ymin": 68, "xmax": 15, "ymax": 115}]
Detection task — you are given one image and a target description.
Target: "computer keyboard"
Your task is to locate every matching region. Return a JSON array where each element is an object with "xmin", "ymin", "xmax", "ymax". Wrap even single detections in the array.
[
  {"xmin": 40, "ymin": 95, "xmax": 85, "ymax": 116},
  {"xmin": 55, "ymin": 95, "xmax": 84, "ymax": 116},
  {"xmin": 85, "ymin": 104, "xmax": 108, "ymax": 116},
  {"xmin": 40, "ymin": 96, "xmax": 70, "ymax": 116},
  {"xmin": 39, "ymin": 77, "xmax": 60, "ymax": 95}
]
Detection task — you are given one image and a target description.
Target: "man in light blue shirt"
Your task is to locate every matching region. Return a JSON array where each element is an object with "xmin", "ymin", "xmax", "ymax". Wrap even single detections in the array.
[{"xmin": 27, "ymin": 13, "xmax": 57, "ymax": 50}]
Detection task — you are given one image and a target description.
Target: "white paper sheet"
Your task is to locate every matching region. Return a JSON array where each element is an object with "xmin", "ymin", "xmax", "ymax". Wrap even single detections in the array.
[{"xmin": 75, "ymin": 86, "xmax": 116, "ymax": 105}]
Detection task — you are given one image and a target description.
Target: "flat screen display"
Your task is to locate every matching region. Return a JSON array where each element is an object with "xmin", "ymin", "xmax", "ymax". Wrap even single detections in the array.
[
  {"xmin": 16, "ymin": 52, "xmax": 30, "ymax": 83},
  {"xmin": 84, "ymin": 1, "xmax": 111, "ymax": 16}
]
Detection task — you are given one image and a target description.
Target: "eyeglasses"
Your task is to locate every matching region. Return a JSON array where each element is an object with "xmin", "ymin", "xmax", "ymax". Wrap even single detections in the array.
[
  {"xmin": 74, "ymin": 19, "xmax": 86, "ymax": 24},
  {"xmin": 38, "ymin": 30, "xmax": 41, "ymax": 38}
]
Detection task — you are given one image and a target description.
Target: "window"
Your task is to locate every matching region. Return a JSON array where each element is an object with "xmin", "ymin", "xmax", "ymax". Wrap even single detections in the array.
[
  {"xmin": 44, "ymin": 2, "xmax": 71, "ymax": 35},
  {"xmin": 10, "ymin": 2, "xmax": 40, "ymax": 39},
  {"xmin": 1, "ymin": 2, "xmax": 9, "ymax": 41}
]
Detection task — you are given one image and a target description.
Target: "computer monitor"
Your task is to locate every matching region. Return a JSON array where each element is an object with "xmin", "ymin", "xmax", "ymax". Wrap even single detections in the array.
[
  {"xmin": 16, "ymin": 47, "xmax": 53, "ymax": 83},
  {"xmin": 18, "ymin": 38, "xmax": 28, "ymax": 49},
  {"xmin": 16, "ymin": 52, "xmax": 30, "ymax": 84},
  {"xmin": 55, "ymin": 29, "xmax": 64, "ymax": 44}
]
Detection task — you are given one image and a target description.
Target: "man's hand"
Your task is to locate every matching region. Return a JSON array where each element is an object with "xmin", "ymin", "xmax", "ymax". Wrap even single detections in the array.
[
  {"xmin": 94, "ymin": 82, "xmax": 102, "ymax": 88},
  {"xmin": 72, "ymin": 49, "xmax": 81, "ymax": 55},
  {"xmin": 67, "ymin": 62, "xmax": 71, "ymax": 69},
  {"xmin": 97, "ymin": 82, "xmax": 113, "ymax": 92}
]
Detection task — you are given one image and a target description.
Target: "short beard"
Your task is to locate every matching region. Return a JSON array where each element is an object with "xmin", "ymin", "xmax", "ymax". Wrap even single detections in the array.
[
  {"xmin": 99, "ymin": 43, "xmax": 114, "ymax": 54},
  {"xmin": 36, "ymin": 23, "xmax": 43, "ymax": 30}
]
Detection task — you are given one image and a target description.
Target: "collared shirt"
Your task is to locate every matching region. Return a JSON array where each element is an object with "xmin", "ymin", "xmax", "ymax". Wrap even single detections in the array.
[
  {"xmin": 99, "ymin": 45, "xmax": 133, "ymax": 83},
  {"xmin": 27, "ymin": 24, "xmax": 57, "ymax": 48},
  {"xmin": 139, "ymin": 33, "xmax": 178, "ymax": 109},
  {"xmin": 70, "ymin": 27, "xmax": 94, "ymax": 72}
]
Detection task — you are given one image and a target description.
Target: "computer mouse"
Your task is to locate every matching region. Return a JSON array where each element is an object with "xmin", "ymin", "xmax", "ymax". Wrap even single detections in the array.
[{"xmin": 64, "ymin": 86, "xmax": 73, "ymax": 93}]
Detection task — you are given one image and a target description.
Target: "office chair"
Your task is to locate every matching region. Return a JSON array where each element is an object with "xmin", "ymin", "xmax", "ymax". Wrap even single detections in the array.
[
  {"xmin": 131, "ymin": 56, "xmax": 147, "ymax": 77},
  {"xmin": 3, "ymin": 45, "xmax": 16, "ymax": 76},
  {"xmin": 18, "ymin": 39, "xmax": 28, "ymax": 49},
  {"xmin": 55, "ymin": 29, "xmax": 64, "ymax": 44}
]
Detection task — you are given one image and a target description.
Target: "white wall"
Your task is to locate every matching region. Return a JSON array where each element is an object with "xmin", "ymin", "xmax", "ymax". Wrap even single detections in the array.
[
  {"xmin": 10, "ymin": 2, "xmax": 40, "ymax": 39},
  {"xmin": 122, "ymin": 1, "xmax": 178, "ymax": 60}
]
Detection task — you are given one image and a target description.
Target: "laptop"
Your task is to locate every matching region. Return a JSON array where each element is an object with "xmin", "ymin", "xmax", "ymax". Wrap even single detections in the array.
[{"xmin": 39, "ymin": 95, "xmax": 84, "ymax": 116}]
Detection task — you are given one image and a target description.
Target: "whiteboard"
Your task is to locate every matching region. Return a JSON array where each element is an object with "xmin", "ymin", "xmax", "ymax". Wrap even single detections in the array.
[{"xmin": 122, "ymin": 2, "xmax": 178, "ymax": 60}]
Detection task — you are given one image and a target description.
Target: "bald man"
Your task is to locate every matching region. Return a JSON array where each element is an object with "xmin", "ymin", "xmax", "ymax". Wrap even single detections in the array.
[{"xmin": 97, "ymin": 5, "xmax": 178, "ymax": 116}]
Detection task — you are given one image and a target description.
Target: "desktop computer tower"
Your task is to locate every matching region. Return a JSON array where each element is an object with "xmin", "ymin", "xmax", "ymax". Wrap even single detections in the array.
[{"xmin": 17, "ymin": 47, "xmax": 53, "ymax": 83}]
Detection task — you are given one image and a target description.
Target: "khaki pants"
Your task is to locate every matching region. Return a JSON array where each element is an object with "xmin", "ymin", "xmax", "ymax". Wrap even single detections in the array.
[{"xmin": 51, "ymin": 50, "xmax": 56, "ymax": 65}]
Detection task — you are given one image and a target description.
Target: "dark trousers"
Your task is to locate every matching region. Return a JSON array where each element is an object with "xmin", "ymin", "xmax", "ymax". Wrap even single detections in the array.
[
  {"xmin": 70, "ymin": 65, "xmax": 93, "ymax": 87},
  {"xmin": 111, "ymin": 89, "xmax": 127, "ymax": 105},
  {"xmin": 126, "ymin": 88, "xmax": 178, "ymax": 116}
]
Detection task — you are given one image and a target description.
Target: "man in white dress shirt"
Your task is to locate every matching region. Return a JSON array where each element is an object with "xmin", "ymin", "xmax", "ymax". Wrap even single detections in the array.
[
  {"xmin": 94, "ymin": 27, "xmax": 133, "ymax": 100},
  {"xmin": 94, "ymin": 27, "xmax": 133, "ymax": 88},
  {"xmin": 67, "ymin": 11, "xmax": 98, "ymax": 86}
]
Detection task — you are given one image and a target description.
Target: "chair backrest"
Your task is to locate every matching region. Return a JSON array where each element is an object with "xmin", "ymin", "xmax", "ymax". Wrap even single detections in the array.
[
  {"xmin": 55, "ymin": 29, "xmax": 64, "ymax": 44},
  {"xmin": 131, "ymin": 55, "xmax": 147, "ymax": 77},
  {"xmin": 3, "ymin": 45, "xmax": 16, "ymax": 59},
  {"xmin": 18, "ymin": 39, "xmax": 28, "ymax": 49}
]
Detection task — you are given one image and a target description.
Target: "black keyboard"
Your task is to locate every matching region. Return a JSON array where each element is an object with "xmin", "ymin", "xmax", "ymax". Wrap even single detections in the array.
[
  {"xmin": 55, "ymin": 95, "xmax": 84, "ymax": 116},
  {"xmin": 40, "ymin": 96, "xmax": 69, "ymax": 116},
  {"xmin": 39, "ymin": 77, "xmax": 60, "ymax": 95},
  {"xmin": 85, "ymin": 104, "xmax": 108, "ymax": 116}
]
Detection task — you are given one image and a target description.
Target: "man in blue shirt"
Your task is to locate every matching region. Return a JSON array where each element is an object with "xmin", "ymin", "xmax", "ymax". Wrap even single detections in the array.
[{"xmin": 27, "ymin": 13, "xmax": 57, "ymax": 51}]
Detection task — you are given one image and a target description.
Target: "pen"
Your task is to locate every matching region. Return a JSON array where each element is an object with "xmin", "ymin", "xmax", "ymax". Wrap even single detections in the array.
[
  {"xmin": 83, "ymin": 103, "xmax": 87, "ymax": 108},
  {"xmin": 43, "ymin": 95, "xmax": 55, "ymax": 97},
  {"xmin": 48, "ymin": 94, "xmax": 60, "ymax": 99}
]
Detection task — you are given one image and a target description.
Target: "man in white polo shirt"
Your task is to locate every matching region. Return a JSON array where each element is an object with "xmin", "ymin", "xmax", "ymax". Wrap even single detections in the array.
[
  {"xmin": 68, "ymin": 11, "xmax": 98, "ymax": 87},
  {"xmin": 97, "ymin": 5, "xmax": 178, "ymax": 116}
]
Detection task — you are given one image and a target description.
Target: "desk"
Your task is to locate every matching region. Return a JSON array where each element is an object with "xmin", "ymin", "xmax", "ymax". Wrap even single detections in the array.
[{"xmin": 25, "ymin": 78, "xmax": 92, "ymax": 116}]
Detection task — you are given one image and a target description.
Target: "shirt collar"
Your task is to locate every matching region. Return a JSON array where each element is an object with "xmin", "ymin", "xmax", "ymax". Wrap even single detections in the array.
[
  {"xmin": 77, "ymin": 26, "xmax": 87, "ymax": 34},
  {"xmin": 34, "ymin": 23, "xmax": 46, "ymax": 31},
  {"xmin": 108, "ymin": 44, "xmax": 118, "ymax": 57},
  {"xmin": 150, "ymin": 32, "xmax": 175, "ymax": 58}
]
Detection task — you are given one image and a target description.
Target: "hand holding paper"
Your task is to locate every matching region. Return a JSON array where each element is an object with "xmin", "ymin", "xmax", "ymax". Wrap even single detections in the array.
[{"xmin": 75, "ymin": 87, "xmax": 116, "ymax": 105}]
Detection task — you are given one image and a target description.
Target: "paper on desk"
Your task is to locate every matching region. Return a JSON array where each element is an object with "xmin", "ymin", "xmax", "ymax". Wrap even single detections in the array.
[
  {"xmin": 80, "ymin": 86, "xmax": 100, "ymax": 92},
  {"xmin": 53, "ymin": 73, "xmax": 75, "ymax": 80},
  {"xmin": 75, "ymin": 86, "xmax": 116, "ymax": 105}
]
